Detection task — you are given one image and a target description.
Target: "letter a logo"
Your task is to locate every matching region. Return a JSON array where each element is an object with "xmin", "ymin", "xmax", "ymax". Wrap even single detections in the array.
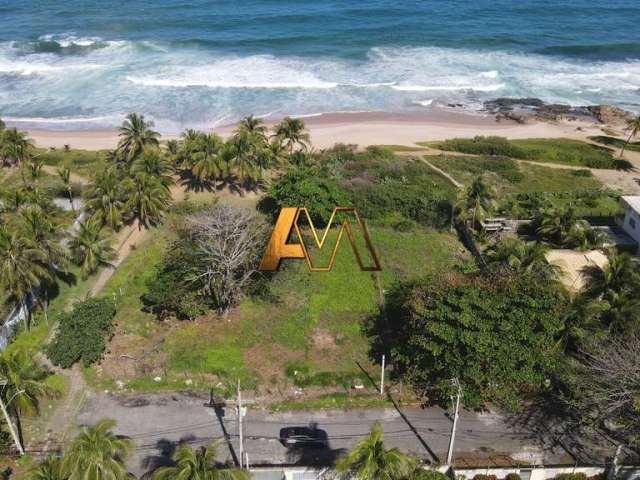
[{"xmin": 259, "ymin": 207, "xmax": 381, "ymax": 272}]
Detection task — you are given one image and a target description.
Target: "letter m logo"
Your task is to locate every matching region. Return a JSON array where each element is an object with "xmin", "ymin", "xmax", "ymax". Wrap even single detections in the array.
[{"xmin": 259, "ymin": 207, "xmax": 382, "ymax": 272}]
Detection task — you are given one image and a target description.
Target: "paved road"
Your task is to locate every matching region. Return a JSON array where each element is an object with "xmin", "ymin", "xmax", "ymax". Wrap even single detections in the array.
[{"xmin": 72, "ymin": 391, "xmax": 616, "ymax": 477}]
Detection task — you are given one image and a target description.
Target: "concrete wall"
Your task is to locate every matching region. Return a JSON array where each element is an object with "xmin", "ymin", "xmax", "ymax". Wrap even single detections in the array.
[{"xmin": 621, "ymin": 207, "xmax": 640, "ymax": 247}]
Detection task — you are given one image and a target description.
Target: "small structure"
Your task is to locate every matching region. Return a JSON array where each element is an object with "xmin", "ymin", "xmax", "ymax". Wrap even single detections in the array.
[
  {"xmin": 480, "ymin": 217, "xmax": 514, "ymax": 233},
  {"xmin": 618, "ymin": 196, "xmax": 640, "ymax": 252}
]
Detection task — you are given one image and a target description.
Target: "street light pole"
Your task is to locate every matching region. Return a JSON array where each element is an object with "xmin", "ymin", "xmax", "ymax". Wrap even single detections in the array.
[
  {"xmin": 237, "ymin": 380, "xmax": 244, "ymax": 469},
  {"xmin": 0, "ymin": 379, "xmax": 24, "ymax": 456},
  {"xmin": 446, "ymin": 378, "xmax": 461, "ymax": 466}
]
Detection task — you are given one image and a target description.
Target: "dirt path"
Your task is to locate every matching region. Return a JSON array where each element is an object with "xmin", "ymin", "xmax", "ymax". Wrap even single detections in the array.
[{"xmin": 394, "ymin": 150, "xmax": 465, "ymax": 189}]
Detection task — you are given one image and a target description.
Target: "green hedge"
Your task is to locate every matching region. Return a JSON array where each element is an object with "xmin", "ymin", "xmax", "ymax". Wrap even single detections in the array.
[{"xmin": 47, "ymin": 298, "xmax": 116, "ymax": 368}]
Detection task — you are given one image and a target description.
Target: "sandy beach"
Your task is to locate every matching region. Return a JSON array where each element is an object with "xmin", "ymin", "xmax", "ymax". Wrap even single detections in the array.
[{"xmin": 23, "ymin": 108, "xmax": 610, "ymax": 151}]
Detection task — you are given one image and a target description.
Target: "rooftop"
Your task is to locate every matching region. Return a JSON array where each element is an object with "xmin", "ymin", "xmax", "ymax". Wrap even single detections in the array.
[{"xmin": 622, "ymin": 195, "xmax": 640, "ymax": 213}]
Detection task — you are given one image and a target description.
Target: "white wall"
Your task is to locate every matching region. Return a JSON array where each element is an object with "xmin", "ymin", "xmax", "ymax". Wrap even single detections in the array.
[{"xmin": 621, "ymin": 207, "xmax": 640, "ymax": 247}]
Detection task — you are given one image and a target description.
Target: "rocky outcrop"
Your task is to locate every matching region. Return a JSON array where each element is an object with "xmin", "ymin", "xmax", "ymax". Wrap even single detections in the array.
[
  {"xmin": 484, "ymin": 98, "xmax": 634, "ymax": 125},
  {"xmin": 586, "ymin": 105, "xmax": 633, "ymax": 125}
]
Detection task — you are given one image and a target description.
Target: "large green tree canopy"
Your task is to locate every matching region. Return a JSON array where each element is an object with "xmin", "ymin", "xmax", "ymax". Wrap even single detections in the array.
[{"xmin": 366, "ymin": 270, "xmax": 568, "ymax": 409}]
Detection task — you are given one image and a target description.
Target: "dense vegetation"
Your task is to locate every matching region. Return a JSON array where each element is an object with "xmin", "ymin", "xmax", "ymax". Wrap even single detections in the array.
[{"xmin": 47, "ymin": 298, "xmax": 116, "ymax": 368}]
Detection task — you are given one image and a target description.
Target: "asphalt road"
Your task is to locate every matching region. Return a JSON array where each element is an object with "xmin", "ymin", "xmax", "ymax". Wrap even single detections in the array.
[{"xmin": 73, "ymin": 391, "xmax": 614, "ymax": 477}]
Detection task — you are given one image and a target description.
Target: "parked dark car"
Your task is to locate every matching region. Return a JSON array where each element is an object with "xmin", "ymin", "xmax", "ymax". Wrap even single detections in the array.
[{"xmin": 279, "ymin": 426, "xmax": 329, "ymax": 448}]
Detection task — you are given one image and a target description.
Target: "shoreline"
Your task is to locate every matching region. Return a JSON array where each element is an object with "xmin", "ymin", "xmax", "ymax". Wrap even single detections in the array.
[{"xmin": 21, "ymin": 108, "xmax": 610, "ymax": 151}]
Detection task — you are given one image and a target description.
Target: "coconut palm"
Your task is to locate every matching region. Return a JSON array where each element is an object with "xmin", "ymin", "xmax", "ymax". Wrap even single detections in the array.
[
  {"xmin": 620, "ymin": 115, "xmax": 640, "ymax": 158},
  {"xmin": 582, "ymin": 250, "xmax": 639, "ymax": 300},
  {"xmin": 486, "ymin": 238, "xmax": 556, "ymax": 276},
  {"xmin": 238, "ymin": 114, "xmax": 267, "ymax": 135},
  {"xmin": 0, "ymin": 348, "xmax": 51, "ymax": 452},
  {"xmin": 273, "ymin": 117, "xmax": 310, "ymax": 158},
  {"xmin": 455, "ymin": 176, "xmax": 496, "ymax": 228},
  {"xmin": 0, "ymin": 225, "xmax": 52, "ymax": 330},
  {"xmin": 86, "ymin": 167, "xmax": 126, "ymax": 230},
  {"xmin": 69, "ymin": 219, "xmax": 114, "ymax": 278},
  {"xmin": 117, "ymin": 113, "xmax": 160, "ymax": 163},
  {"xmin": 190, "ymin": 133, "xmax": 225, "ymax": 182},
  {"xmin": 335, "ymin": 423, "xmax": 415, "ymax": 480},
  {"xmin": 23, "ymin": 454, "xmax": 67, "ymax": 480},
  {"xmin": 534, "ymin": 206, "xmax": 583, "ymax": 246},
  {"xmin": 63, "ymin": 419, "xmax": 133, "ymax": 480},
  {"xmin": 152, "ymin": 441, "xmax": 249, "ymax": 480},
  {"xmin": 131, "ymin": 148, "xmax": 175, "ymax": 190},
  {"xmin": 124, "ymin": 173, "xmax": 171, "ymax": 229},
  {"xmin": 57, "ymin": 165, "xmax": 75, "ymax": 211},
  {"xmin": 0, "ymin": 127, "xmax": 34, "ymax": 167}
]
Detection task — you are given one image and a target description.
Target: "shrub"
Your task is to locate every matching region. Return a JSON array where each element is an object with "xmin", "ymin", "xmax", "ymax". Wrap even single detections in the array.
[
  {"xmin": 473, "ymin": 475, "xmax": 498, "ymax": 480},
  {"xmin": 553, "ymin": 474, "xmax": 587, "ymax": 480},
  {"xmin": 572, "ymin": 169, "xmax": 593, "ymax": 177},
  {"xmin": 259, "ymin": 167, "xmax": 352, "ymax": 227},
  {"xmin": 47, "ymin": 298, "xmax": 116, "ymax": 368},
  {"xmin": 505, "ymin": 474, "xmax": 522, "ymax": 480}
]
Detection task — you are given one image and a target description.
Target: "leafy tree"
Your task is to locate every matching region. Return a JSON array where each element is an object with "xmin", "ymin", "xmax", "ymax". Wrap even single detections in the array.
[
  {"xmin": 117, "ymin": 113, "xmax": 160, "ymax": 163},
  {"xmin": 86, "ymin": 167, "xmax": 126, "ymax": 230},
  {"xmin": 0, "ymin": 128, "xmax": 33, "ymax": 167},
  {"xmin": 152, "ymin": 441, "xmax": 249, "ymax": 480},
  {"xmin": 260, "ymin": 167, "xmax": 351, "ymax": 227},
  {"xmin": 69, "ymin": 219, "xmax": 114, "ymax": 278},
  {"xmin": 47, "ymin": 297, "xmax": 116, "ymax": 368},
  {"xmin": 274, "ymin": 116, "xmax": 310, "ymax": 158},
  {"xmin": 23, "ymin": 454, "xmax": 67, "ymax": 480},
  {"xmin": 0, "ymin": 348, "xmax": 51, "ymax": 452},
  {"xmin": 366, "ymin": 270, "xmax": 567, "ymax": 408},
  {"xmin": 620, "ymin": 115, "xmax": 640, "ymax": 158},
  {"xmin": 63, "ymin": 419, "xmax": 133, "ymax": 480},
  {"xmin": 335, "ymin": 423, "xmax": 415, "ymax": 480},
  {"xmin": 0, "ymin": 225, "xmax": 52, "ymax": 329}
]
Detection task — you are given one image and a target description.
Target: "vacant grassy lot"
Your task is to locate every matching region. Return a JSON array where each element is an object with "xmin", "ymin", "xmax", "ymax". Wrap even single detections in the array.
[
  {"xmin": 89, "ymin": 207, "xmax": 467, "ymax": 400},
  {"xmin": 424, "ymin": 137, "xmax": 617, "ymax": 169},
  {"xmin": 37, "ymin": 148, "xmax": 109, "ymax": 178}
]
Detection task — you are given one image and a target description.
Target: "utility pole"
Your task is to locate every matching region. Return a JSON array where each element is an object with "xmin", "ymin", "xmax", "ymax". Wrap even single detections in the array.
[
  {"xmin": 0, "ymin": 379, "xmax": 24, "ymax": 456},
  {"xmin": 446, "ymin": 378, "xmax": 461, "ymax": 466},
  {"xmin": 380, "ymin": 354, "xmax": 386, "ymax": 395},
  {"xmin": 237, "ymin": 380, "xmax": 245, "ymax": 469}
]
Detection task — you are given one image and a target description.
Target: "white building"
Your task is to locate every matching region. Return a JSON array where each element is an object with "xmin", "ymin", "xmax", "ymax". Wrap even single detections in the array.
[{"xmin": 620, "ymin": 196, "xmax": 640, "ymax": 250}]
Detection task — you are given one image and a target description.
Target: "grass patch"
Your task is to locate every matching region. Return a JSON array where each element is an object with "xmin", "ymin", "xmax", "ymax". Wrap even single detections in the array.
[
  {"xmin": 271, "ymin": 393, "xmax": 395, "ymax": 411},
  {"xmin": 374, "ymin": 144, "xmax": 425, "ymax": 152},
  {"xmin": 37, "ymin": 148, "xmax": 109, "ymax": 177},
  {"xmin": 589, "ymin": 135, "xmax": 640, "ymax": 153},
  {"xmin": 426, "ymin": 136, "xmax": 618, "ymax": 169}
]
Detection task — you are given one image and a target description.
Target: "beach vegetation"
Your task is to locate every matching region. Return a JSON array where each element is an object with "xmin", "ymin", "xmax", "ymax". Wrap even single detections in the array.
[
  {"xmin": 68, "ymin": 218, "xmax": 115, "ymax": 278},
  {"xmin": 116, "ymin": 112, "xmax": 160, "ymax": 163}
]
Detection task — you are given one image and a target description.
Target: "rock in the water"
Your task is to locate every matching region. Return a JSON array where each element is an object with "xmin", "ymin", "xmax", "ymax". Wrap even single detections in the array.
[{"xmin": 587, "ymin": 105, "xmax": 633, "ymax": 125}]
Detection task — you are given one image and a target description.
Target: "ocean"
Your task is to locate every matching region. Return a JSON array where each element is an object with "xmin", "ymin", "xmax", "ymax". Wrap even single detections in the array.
[{"xmin": 0, "ymin": 0, "xmax": 639, "ymax": 132}]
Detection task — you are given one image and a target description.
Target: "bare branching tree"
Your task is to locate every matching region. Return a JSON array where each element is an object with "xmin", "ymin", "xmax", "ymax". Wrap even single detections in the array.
[
  {"xmin": 576, "ymin": 334, "xmax": 640, "ymax": 443},
  {"xmin": 187, "ymin": 204, "xmax": 268, "ymax": 315}
]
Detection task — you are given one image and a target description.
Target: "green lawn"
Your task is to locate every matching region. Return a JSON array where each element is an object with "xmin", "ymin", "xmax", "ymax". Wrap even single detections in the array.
[
  {"xmin": 589, "ymin": 135, "xmax": 640, "ymax": 153},
  {"xmin": 37, "ymin": 148, "xmax": 109, "ymax": 178}
]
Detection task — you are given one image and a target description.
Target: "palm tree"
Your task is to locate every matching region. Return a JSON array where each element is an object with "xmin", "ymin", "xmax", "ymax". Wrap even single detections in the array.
[
  {"xmin": 0, "ymin": 127, "xmax": 34, "ymax": 167},
  {"xmin": 0, "ymin": 348, "xmax": 51, "ymax": 453},
  {"xmin": 24, "ymin": 454, "xmax": 67, "ymax": 480},
  {"xmin": 69, "ymin": 219, "xmax": 114, "ymax": 278},
  {"xmin": 190, "ymin": 133, "xmax": 225, "ymax": 182},
  {"xmin": 57, "ymin": 165, "xmax": 75, "ymax": 211},
  {"xmin": 238, "ymin": 114, "xmax": 267, "ymax": 135},
  {"xmin": 131, "ymin": 148, "xmax": 175, "ymax": 190},
  {"xmin": 455, "ymin": 177, "xmax": 496, "ymax": 228},
  {"xmin": 273, "ymin": 117, "xmax": 310, "ymax": 158},
  {"xmin": 117, "ymin": 113, "xmax": 160, "ymax": 163},
  {"xmin": 582, "ymin": 250, "xmax": 639, "ymax": 300},
  {"xmin": 152, "ymin": 441, "xmax": 249, "ymax": 480},
  {"xmin": 19, "ymin": 206, "xmax": 71, "ymax": 321},
  {"xmin": 0, "ymin": 117, "xmax": 5, "ymax": 131},
  {"xmin": 335, "ymin": 423, "xmax": 415, "ymax": 480},
  {"xmin": 620, "ymin": 115, "xmax": 640, "ymax": 158},
  {"xmin": 86, "ymin": 167, "xmax": 126, "ymax": 230},
  {"xmin": 124, "ymin": 173, "xmax": 171, "ymax": 229},
  {"xmin": 63, "ymin": 419, "xmax": 133, "ymax": 480},
  {"xmin": 534, "ymin": 206, "xmax": 581, "ymax": 246},
  {"xmin": 0, "ymin": 225, "xmax": 52, "ymax": 330},
  {"xmin": 486, "ymin": 238, "xmax": 556, "ymax": 276}
]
